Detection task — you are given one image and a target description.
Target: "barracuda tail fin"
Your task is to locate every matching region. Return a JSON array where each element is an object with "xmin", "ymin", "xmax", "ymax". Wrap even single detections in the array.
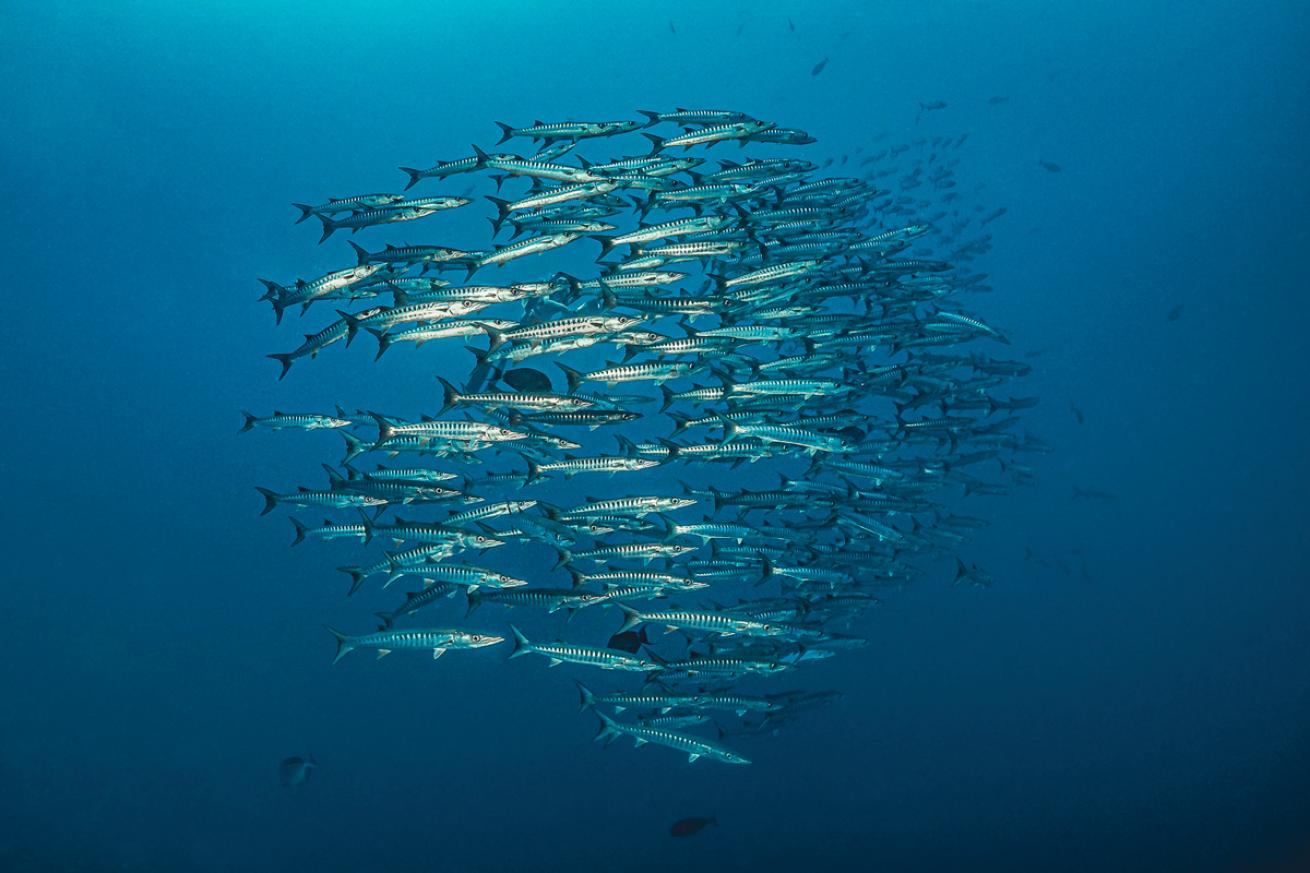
[
  {"xmin": 575, "ymin": 679, "xmax": 597, "ymax": 712},
  {"xmin": 289, "ymin": 517, "xmax": 308, "ymax": 547},
  {"xmin": 347, "ymin": 240, "xmax": 369, "ymax": 266},
  {"xmin": 659, "ymin": 385, "xmax": 678, "ymax": 413},
  {"xmin": 436, "ymin": 376, "xmax": 461, "ymax": 416},
  {"xmin": 239, "ymin": 411, "xmax": 258, "ymax": 433},
  {"xmin": 368, "ymin": 411, "xmax": 397, "ymax": 446},
  {"xmin": 478, "ymin": 321, "xmax": 507, "ymax": 354},
  {"xmin": 508, "ymin": 624, "xmax": 531, "ymax": 658},
  {"xmin": 368, "ymin": 328, "xmax": 391, "ymax": 361},
  {"xmin": 643, "ymin": 132, "xmax": 665, "ymax": 155},
  {"xmin": 486, "ymin": 196, "xmax": 512, "ymax": 232},
  {"xmin": 556, "ymin": 362, "xmax": 585, "ymax": 394},
  {"xmin": 341, "ymin": 430, "xmax": 367, "ymax": 465},
  {"xmin": 336, "ymin": 309, "xmax": 365, "ymax": 347},
  {"xmin": 594, "ymin": 710, "xmax": 621, "ymax": 745},
  {"xmin": 591, "ymin": 234, "xmax": 617, "ymax": 261},
  {"xmin": 292, "ymin": 203, "xmax": 314, "ymax": 224},
  {"xmin": 637, "ymin": 109, "xmax": 661, "ymax": 127},
  {"xmin": 398, "ymin": 167, "xmax": 423, "ymax": 190},
  {"xmin": 326, "ymin": 626, "xmax": 355, "ymax": 665},
  {"xmin": 494, "ymin": 121, "xmax": 514, "ymax": 145},
  {"xmin": 617, "ymin": 604, "xmax": 643, "ymax": 634},
  {"xmin": 315, "ymin": 213, "xmax": 337, "ymax": 244},
  {"xmin": 266, "ymin": 353, "xmax": 294, "ymax": 380},
  {"xmin": 338, "ymin": 566, "xmax": 367, "ymax": 597},
  {"xmin": 255, "ymin": 487, "xmax": 278, "ymax": 516}
]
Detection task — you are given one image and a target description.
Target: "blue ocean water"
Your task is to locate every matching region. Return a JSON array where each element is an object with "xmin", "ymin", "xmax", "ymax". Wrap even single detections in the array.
[{"xmin": 3, "ymin": 2, "xmax": 1309, "ymax": 871}]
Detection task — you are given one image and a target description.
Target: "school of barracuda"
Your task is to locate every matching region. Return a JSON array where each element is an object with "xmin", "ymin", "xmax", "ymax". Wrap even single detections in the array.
[{"xmin": 249, "ymin": 109, "xmax": 1043, "ymax": 766}]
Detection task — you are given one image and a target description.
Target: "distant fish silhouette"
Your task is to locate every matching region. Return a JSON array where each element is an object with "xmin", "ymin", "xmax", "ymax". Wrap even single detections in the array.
[
  {"xmin": 606, "ymin": 626, "xmax": 650, "ymax": 654},
  {"xmin": 670, "ymin": 816, "xmax": 717, "ymax": 837},
  {"xmin": 788, "ymin": 17, "xmax": 796, "ymax": 31},
  {"xmin": 988, "ymin": 95, "xmax": 1009, "ymax": 105},
  {"xmin": 1167, "ymin": 304, "xmax": 1184, "ymax": 322},
  {"xmin": 916, "ymin": 101, "xmax": 947, "ymax": 123},
  {"xmin": 279, "ymin": 755, "xmax": 317, "ymax": 789},
  {"xmin": 1069, "ymin": 401, "xmax": 1084, "ymax": 425},
  {"xmin": 669, "ymin": 20, "xmax": 676, "ymax": 35},
  {"xmin": 812, "ymin": 57, "xmax": 829, "ymax": 76},
  {"xmin": 502, "ymin": 367, "xmax": 553, "ymax": 393},
  {"xmin": 1038, "ymin": 160, "xmax": 1062, "ymax": 173}
]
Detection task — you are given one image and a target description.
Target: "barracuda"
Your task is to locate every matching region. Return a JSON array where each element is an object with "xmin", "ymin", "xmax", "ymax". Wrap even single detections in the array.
[
  {"xmin": 558, "ymin": 360, "xmax": 697, "ymax": 391},
  {"xmin": 369, "ymin": 414, "xmax": 526, "ymax": 447},
  {"xmin": 495, "ymin": 119, "xmax": 643, "ymax": 144},
  {"xmin": 556, "ymin": 495, "xmax": 696, "ymax": 520},
  {"xmin": 326, "ymin": 626, "xmax": 503, "ymax": 663},
  {"xmin": 375, "ymin": 580, "xmax": 461, "ymax": 627},
  {"xmin": 340, "ymin": 299, "xmax": 492, "ymax": 345},
  {"xmin": 645, "ymin": 119, "xmax": 776, "ymax": 151},
  {"xmin": 524, "ymin": 455, "xmax": 659, "ymax": 482},
  {"xmin": 508, "ymin": 625, "xmax": 658, "ymax": 671},
  {"xmin": 467, "ymin": 587, "xmax": 607, "ymax": 617},
  {"xmin": 315, "ymin": 201, "xmax": 466, "ymax": 244},
  {"xmin": 488, "ymin": 181, "xmax": 619, "ymax": 227},
  {"xmin": 437, "ymin": 377, "xmax": 593, "ymax": 415},
  {"xmin": 239, "ymin": 409, "xmax": 353, "ymax": 433},
  {"xmin": 397, "ymin": 152, "xmax": 488, "ymax": 190},
  {"xmin": 361, "ymin": 515, "xmax": 501, "ymax": 550},
  {"xmin": 292, "ymin": 193, "xmax": 405, "ymax": 223},
  {"xmin": 594, "ymin": 711, "xmax": 750, "ymax": 764},
  {"xmin": 255, "ymin": 487, "xmax": 385, "ymax": 516},
  {"xmin": 473, "ymin": 145, "xmax": 603, "ymax": 183},
  {"xmin": 471, "ymin": 231, "xmax": 584, "ymax": 275},
  {"xmin": 566, "ymin": 568, "xmax": 709, "ymax": 593},
  {"xmin": 372, "ymin": 319, "xmax": 517, "ymax": 360},
  {"xmin": 618, "ymin": 605, "xmax": 786, "ymax": 638},
  {"xmin": 410, "ymin": 562, "xmax": 527, "ymax": 591},
  {"xmin": 555, "ymin": 541, "xmax": 695, "ymax": 565},
  {"xmin": 575, "ymin": 680, "xmax": 781, "ymax": 716}
]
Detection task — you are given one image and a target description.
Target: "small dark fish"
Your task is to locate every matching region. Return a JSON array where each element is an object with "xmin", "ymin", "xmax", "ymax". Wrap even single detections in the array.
[
  {"xmin": 1167, "ymin": 304, "xmax": 1183, "ymax": 322},
  {"xmin": 736, "ymin": 20, "xmax": 746, "ymax": 36},
  {"xmin": 669, "ymin": 20, "xmax": 676, "ymax": 35},
  {"xmin": 812, "ymin": 57, "xmax": 829, "ymax": 76},
  {"xmin": 1072, "ymin": 486, "xmax": 1118, "ymax": 501},
  {"xmin": 788, "ymin": 17, "xmax": 795, "ymax": 31},
  {"xmin": 1069, "ymin": 401, "xmax": 1084, "ymax": 425},
  {"xmin": 502, "ymin": 367, "xmax": 553, "ymax": 393},
  {"xmin": 980, "ymin": 206, "xmax": 1008, "ymax": 226},
  {"xmin": 279, "ymin": 755, "xmax": 317, "ymax": 788},
  {"xmin": 670, "ymin": 816, "xmax": 717, "ymax": 837},
  {"xmin": 607, "ymin": 626, "xmax": 650, "ymax": 654},
  {"xmin": 1038, "ymin": 160, "xmax": 1062, "ymax": 173},
  {"xmin": 919, "ymin": 101, "xmax": 948, "ymax": 112},
  {"xmin": 988, "ymin": 96, "xmax": 1009, "ymax": 105}
]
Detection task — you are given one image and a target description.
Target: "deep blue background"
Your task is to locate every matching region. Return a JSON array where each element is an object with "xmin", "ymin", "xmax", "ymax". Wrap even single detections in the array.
[{"xmin": 3, "ymin": 2, "xmax": 1309, "ymax": 871}]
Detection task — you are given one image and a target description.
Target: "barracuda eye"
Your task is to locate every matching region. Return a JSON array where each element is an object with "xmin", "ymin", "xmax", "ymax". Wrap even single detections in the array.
[{"xmin": 471, "ymin": 635, "xmax": 482, "ymax": 643}]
